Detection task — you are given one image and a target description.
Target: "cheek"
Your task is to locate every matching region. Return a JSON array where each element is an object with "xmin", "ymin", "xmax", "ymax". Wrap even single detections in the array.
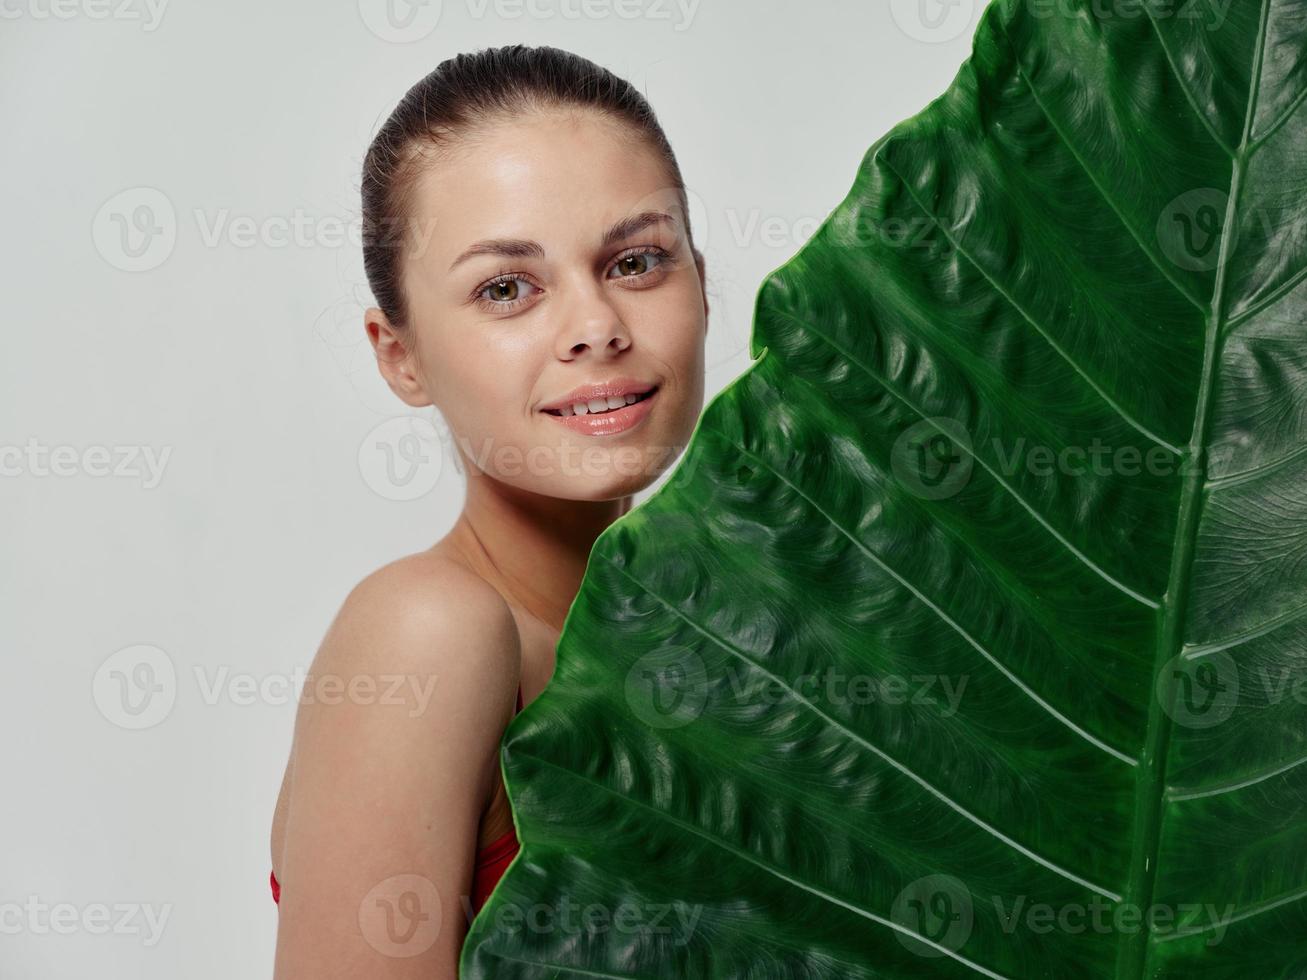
[
  {"xmin": 645, "ymin": 304, "xmax": 707, "ymax": 437},
  {"xmin": 638, "ymin": 273, "xmax": 705, "ymax": 353},
  {"xmin": 660, "ymin": 300, "xmax": 708, "ymax": 388},
  {"xmin": 424, "ymin": 330, "xmax": 535, "ymax": 441}
]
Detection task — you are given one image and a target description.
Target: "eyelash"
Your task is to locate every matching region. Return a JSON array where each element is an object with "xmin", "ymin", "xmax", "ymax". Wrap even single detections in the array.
[{"xmin": 472, "ymin": 245, "xmax": 673, "ymax": 312}]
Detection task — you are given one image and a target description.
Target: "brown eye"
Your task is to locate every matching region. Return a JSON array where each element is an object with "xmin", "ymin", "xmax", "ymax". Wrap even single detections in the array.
[
  {"xmin": 609, "ymin": 251, "xmax": 665, "ymax": 279},
  {"xmin": 617, "ymin": 254, "xmax": 650, "ymax": 276},
  {"xmin": 488, "ymin": 280, "xmax": 518, "ymax": 301},
  {"xmin": 476, "ymin": 276, "xmax": 539, "ymax": 309}
]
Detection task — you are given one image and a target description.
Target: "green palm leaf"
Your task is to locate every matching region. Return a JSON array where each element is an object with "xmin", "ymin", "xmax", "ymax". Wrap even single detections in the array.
[{"xmin": 462, "ymin": 0, "xmax": 1307, "ymax": 976}]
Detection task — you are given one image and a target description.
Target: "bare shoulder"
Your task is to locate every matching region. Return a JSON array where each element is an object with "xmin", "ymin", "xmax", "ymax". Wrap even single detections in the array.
[
  {"xmin": 319, "ymin": 550, "xmax": 522, "ymax": 702},
  {"xmin": 271, "ymin": 553, "xmax": 523, "ymax": 973},
  {"xmin": 271, "ymin": 551, "xmax": 522, "ymax": 865}
]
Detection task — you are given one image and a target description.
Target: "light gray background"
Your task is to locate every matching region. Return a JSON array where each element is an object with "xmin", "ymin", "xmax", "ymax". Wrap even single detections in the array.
[{"xmin": 0, "ymin": 0, "xmax": 982, "ymax": 975}]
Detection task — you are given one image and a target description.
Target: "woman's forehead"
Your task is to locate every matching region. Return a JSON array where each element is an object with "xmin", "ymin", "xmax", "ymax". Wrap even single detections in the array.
[{"xmin": 411, "ymin": 114, "xmax": 679, "ymax": 261}]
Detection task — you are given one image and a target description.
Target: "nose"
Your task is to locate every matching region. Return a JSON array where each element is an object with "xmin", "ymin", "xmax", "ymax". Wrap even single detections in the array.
[{"xmin": 554, "ymin": 282, "xmax": 632, "ymax": 361}]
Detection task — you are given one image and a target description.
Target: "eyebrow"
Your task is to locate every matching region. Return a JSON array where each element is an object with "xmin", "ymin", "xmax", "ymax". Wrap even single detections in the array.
[{"xmin": 446, "ymin": 210, "xmax": 677, "ymax": 273}]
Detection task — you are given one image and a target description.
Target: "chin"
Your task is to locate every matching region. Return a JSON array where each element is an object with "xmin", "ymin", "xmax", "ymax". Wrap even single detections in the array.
[
  {"xmin": 557, "ymin": 473, "xmax": 660, "ymax": 503},
  {"xmin": 533, "ymin": 441, "xmax": 688, "ymax": 502}
]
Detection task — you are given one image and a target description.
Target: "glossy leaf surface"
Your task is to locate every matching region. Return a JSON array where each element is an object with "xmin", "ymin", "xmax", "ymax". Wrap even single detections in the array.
[{"xmin": 463, "ymin": 1, "xmax": 1307, "ymax": 976}]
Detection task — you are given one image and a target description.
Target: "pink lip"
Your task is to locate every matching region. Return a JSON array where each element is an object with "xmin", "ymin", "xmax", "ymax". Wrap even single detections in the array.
[
  {"xmin": 544, "ymin": 387, "xmax": 660, "ymax": 436},
  {"xmin": 538, "ymin": 377, "xmax": 657, "ymax": 414}
]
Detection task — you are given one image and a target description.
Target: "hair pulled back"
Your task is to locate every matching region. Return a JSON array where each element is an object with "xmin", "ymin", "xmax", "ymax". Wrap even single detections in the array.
[{"xmin": 361, "ymin": 44, "xmax": 692, "ymax": 329}]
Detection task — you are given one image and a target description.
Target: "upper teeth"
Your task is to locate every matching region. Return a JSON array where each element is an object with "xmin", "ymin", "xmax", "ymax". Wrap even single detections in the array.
[{"xmin": 561, "ymin": 393, "xmax": 642, "ymax": 417}]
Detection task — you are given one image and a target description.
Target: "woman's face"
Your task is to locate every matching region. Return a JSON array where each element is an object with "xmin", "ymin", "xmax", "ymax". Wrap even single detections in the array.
[{"xmin": 372, "ymin": 107, "xmax": 708, "ymax": 502}]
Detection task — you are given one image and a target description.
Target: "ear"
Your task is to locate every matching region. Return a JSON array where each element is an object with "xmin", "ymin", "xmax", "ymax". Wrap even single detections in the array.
[
  {"xmin": 364, "ymin": 306, "xmax": 433, "ymax": 408},
  {"xmin": 694, "ymin": 247, "xmax": 709, "ymax": 330}
]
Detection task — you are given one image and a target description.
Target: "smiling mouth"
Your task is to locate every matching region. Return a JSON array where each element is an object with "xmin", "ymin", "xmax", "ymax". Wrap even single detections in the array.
[{"xmin": 542, "ymin": 386, "xmax": 659, "ymax": 417}]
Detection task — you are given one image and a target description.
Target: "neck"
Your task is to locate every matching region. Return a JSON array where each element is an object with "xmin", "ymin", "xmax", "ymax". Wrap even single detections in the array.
[{"xmin": 449, "ymin": 466, "xmax": 631, "ymax": 633}]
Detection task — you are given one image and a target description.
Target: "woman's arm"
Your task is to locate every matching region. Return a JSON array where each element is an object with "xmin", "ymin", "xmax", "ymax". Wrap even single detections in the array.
[{"xmin": 273, "ymin": 554, "xmax": 521, "ymax": 979}]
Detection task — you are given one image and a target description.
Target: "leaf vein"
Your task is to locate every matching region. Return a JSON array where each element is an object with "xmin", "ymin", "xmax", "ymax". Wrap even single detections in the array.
[
  {"xmin": 875, "ymin": 156, "xmax": 1185, "ymax": 458},
  {"xmin": 607, "ymin": 552, "xmax": 1126, "ymax": 897},
  {"xmin": 996, "ymin": 17, "xmax": 1210, "ymax": 314},
  {"xmin": 521, "ymin": 751, "xmax": 1017, "ymax": 980},
  {"xmin": 770, "ymin": 305, "xmax": 1162, "ymax": 610}
]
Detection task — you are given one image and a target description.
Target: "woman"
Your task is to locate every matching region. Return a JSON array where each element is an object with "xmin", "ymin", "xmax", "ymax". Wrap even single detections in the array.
[{"xmin": 269, "ymin": 44, "xmax": 709, "ymax": 977}]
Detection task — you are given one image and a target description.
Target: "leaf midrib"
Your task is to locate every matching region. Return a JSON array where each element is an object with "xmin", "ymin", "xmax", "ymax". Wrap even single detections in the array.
[{"xmin": 1117, "ymin": 0, "xmax": 1275, "ymax": 975}]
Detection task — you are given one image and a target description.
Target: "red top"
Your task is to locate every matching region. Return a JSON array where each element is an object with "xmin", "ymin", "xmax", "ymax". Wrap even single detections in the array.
[{"xmin": 270, "ymin": 686, "xmax": 523, "ymax": 914}]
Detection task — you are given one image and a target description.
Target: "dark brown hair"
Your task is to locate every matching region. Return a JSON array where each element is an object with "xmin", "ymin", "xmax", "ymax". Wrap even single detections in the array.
[{"xmin": 361, "ymin": 44, "xmax": 693, "ymax": 329}]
